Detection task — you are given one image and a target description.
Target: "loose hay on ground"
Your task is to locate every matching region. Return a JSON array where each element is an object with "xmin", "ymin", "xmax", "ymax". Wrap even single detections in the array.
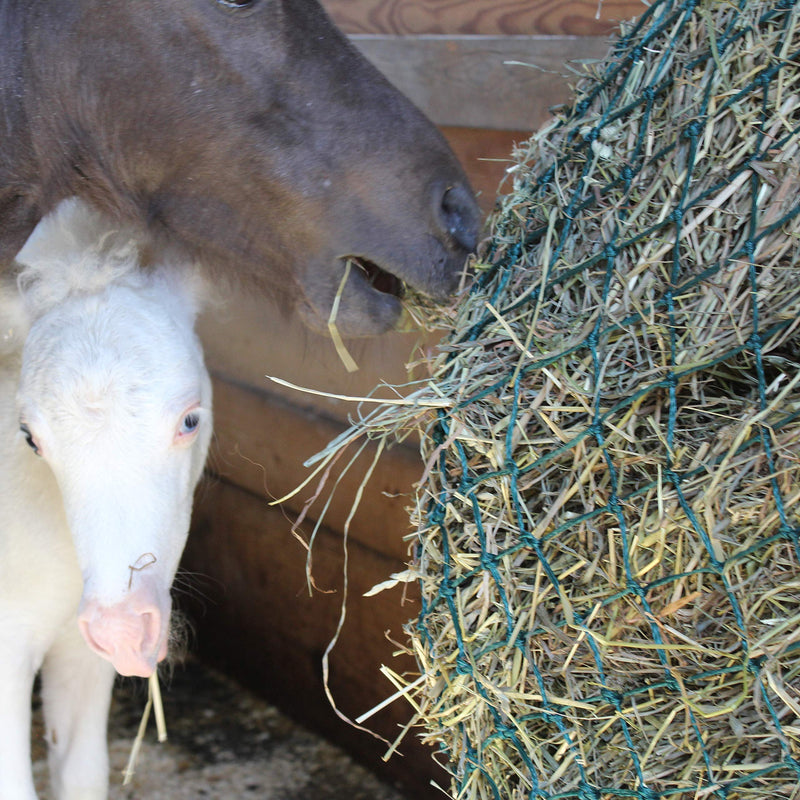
[{"xmin": 304, "ymin": 2, "xmax": 800, "ymax": 798}]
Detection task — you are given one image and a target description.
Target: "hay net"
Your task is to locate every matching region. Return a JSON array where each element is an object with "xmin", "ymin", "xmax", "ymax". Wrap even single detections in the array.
[{"xmin": 310, "ymin": 0, "xmax": 800, "ymax": 797}]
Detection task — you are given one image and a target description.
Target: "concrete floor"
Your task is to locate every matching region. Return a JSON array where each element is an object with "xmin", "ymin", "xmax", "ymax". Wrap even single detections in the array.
[{"xmin": 32, "ymin": 659, "xmax": 409, "ymax": 800}]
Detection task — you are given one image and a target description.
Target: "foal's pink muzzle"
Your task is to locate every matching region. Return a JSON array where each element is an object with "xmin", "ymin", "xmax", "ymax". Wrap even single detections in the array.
[{"xmin": 78, "ymin": 590, "xmax": 169, "ymax": 678}]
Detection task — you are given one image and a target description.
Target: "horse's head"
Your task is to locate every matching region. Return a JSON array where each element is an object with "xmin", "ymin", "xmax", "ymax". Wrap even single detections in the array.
[
  {"xmin": 21, "ymin": 0, "xmax": 481, "ymax": 335},
  {"xmin": 15, "ymin": 200, "xmax": 211, "ymax": 677}
]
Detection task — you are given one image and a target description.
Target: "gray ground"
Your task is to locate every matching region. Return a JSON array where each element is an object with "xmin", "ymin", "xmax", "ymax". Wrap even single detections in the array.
[{"xmin": 32, "ymin": 659, "xmax": 408, "ymax": 800}]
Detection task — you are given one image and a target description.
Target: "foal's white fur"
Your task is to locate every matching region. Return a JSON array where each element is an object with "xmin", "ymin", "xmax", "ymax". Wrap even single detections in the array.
[{"xmin": 0, "ymin": 199, "xmax": 212, "ymax": 800}]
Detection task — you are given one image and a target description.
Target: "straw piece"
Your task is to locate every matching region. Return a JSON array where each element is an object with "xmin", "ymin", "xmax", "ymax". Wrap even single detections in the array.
[
  {"xmin": 150, "ymin": 672, "xmax": 168, "ymax": 743},
  {"xmin": 122, "ymin": 672, "xmax": 167, "ymax": 785},
  {"xmin": 327, "ymin": 259, "xmax": 359, "ymax": 373}
]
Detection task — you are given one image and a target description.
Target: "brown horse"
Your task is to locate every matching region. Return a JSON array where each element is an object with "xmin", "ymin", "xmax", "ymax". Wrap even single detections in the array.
[{"xmin": 0, "ymin": 0, "xmax": 480, "ymax": 336}]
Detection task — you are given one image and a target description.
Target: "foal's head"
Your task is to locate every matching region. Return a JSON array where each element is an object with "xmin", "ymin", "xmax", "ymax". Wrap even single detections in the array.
[{"xmin": 15, "ymin": 199, "xmax": 212, "ymax": 676}]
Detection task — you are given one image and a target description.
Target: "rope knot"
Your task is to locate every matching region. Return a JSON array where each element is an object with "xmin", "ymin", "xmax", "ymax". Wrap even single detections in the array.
[
  {"xmin": 779, "ymin": 523, "xmax": 799, "ymax": 542},
  {"xmin": 440, "ymin": 580, "xmax": 456, "ymax": 600},
  {"xmin": 589, "ymin": 420, "xmax": 605, "ymax": 445},
  {"xmin": 683, "ymin": 119, "xmax": 702, "ymax": 140},
  {"xmin": 520, "ymin": 532, "xmax": 537, "ymax": 550},
  {"xmin": 494, "ymin": 722, "xmax": 515, "ymax": 740},
  {"xmin": 455, "ymin": 655, "xmax": 473, "ymax": 675},
  {"xmin": 601, "ymin": 688, "xmax": 623, "ymax": 706},
  {"xmin": 748, "ymin": 654, "xmax": 766, "ymax": 674},
  {"xmin": 480, "ymin": 554, "xmax": 496, "ymax": 571}
]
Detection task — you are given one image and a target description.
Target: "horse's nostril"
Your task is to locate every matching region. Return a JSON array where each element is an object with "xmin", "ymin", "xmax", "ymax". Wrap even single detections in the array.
[{"xmin": 437, "ymin": 183, "xmax": 481, "ymax": 252}]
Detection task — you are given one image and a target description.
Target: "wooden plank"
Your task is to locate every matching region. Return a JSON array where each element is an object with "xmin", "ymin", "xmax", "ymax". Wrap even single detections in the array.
[
  {"xmin": 208, "ymin": 375, "xmax": 422, "ymax": 562},
  {"xmin": 183, "ymin": 481, "xmax": 443, "ymax": 797},
  {"xmin": 351, "ymin": 34, "xmax": 612, "ymax": 130},
  {"xmin": 325, "ymin": 0, "xmax": 645, "ymax": 36},
  {"xmin": 187, "ymin": 480, "xmax": 419, "ymax": 668}
]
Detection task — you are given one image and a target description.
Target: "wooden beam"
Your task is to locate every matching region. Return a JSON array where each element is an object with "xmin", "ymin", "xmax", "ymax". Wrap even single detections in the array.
[
  {"xmin": 351, "ymin": 34, "xmax": 612, "ymax": 130},
  {"xmin": 325, "ymin": 0, "xmax": 645, "ymax": 36},
  {"xmin": 197, "ymin": 301, "xmax": 437, "ymax": 429}
]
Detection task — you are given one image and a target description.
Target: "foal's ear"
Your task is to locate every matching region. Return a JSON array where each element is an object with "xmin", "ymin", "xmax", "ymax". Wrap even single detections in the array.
[
  {"xmin": 14, "ymin": 198, "xmax": 140, "ymax": 317},
  {"xmin": 15, "ymin": 198, "xmax": 116, "ymax": 272}
]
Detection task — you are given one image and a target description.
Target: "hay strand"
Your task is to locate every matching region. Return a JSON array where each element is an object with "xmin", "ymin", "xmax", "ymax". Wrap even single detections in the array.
[{"xmin": 122, "ymin": 672, "xmax": 167, "ymax": 785}]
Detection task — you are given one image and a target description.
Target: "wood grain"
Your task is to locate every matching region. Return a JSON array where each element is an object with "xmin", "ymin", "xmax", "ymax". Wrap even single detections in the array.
[
  {"xmin": 352, "ymin": 34, "xmax": 611, "ymax": 130},
  {"xmin": 324, "ymin": 0, "xmax": 645, "ymax": 36}
]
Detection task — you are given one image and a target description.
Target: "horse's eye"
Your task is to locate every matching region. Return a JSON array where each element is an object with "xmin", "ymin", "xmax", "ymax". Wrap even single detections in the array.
[
  {"xmin": 216, "ymin": 0, "xmax": 257, "ymax": 9},
  {"xmin": 19, "ymin": 423, "xmax": 41, "ymax": 456}
]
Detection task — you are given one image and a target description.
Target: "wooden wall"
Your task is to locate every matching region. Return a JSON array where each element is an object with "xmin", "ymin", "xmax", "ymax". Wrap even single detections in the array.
[
  {"xmin": 182, "ymin": 2, "xmax": 644, "ymax": 796},
  {"xmin": 337, "ymin": 0, "xmax": 644, "ymax": 214}
]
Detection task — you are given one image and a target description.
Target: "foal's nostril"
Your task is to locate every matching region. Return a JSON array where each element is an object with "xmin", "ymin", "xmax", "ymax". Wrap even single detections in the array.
[
  {"xmin": 79, "ymin": 618, "xmax": 114, "ymax": 660},
  {"xmin": 437, "ymin": 183, "xmax": 481, "ymax": 252}
]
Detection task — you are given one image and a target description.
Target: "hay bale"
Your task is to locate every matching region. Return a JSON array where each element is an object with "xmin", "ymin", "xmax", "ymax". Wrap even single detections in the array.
[{"xmin": 307, "ymin": 1, "xmax": 800, "ymax": 796}]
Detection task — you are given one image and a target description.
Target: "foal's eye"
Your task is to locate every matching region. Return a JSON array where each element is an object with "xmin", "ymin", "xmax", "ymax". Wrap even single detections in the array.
[
  {"xmin": 180, "ymin": 412, "xmax": 201, "ymax": 435},
  {"xmin": 19, "ymin": 423, "xmax": 41, "ymax": 456},
  {"xmin": 175, "ymin": 407, "xmax": 203, "ymax": 445}
]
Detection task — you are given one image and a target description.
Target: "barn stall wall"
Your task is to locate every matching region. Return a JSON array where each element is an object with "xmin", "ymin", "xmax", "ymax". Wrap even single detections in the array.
[{"xmin": 182, "ymin": 2, "xmax": 644, "ymax": 796}]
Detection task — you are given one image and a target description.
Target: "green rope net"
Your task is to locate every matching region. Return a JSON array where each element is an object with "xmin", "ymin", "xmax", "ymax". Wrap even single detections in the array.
[{"xmin": 386, "ymin": 2, "xmax": 800, "ymax": 797}]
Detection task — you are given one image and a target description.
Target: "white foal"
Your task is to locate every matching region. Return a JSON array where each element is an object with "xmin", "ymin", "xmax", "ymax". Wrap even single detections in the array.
[{"xmin": 0, "ymin": 199, "xmax": 212, "ymax": 800}]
